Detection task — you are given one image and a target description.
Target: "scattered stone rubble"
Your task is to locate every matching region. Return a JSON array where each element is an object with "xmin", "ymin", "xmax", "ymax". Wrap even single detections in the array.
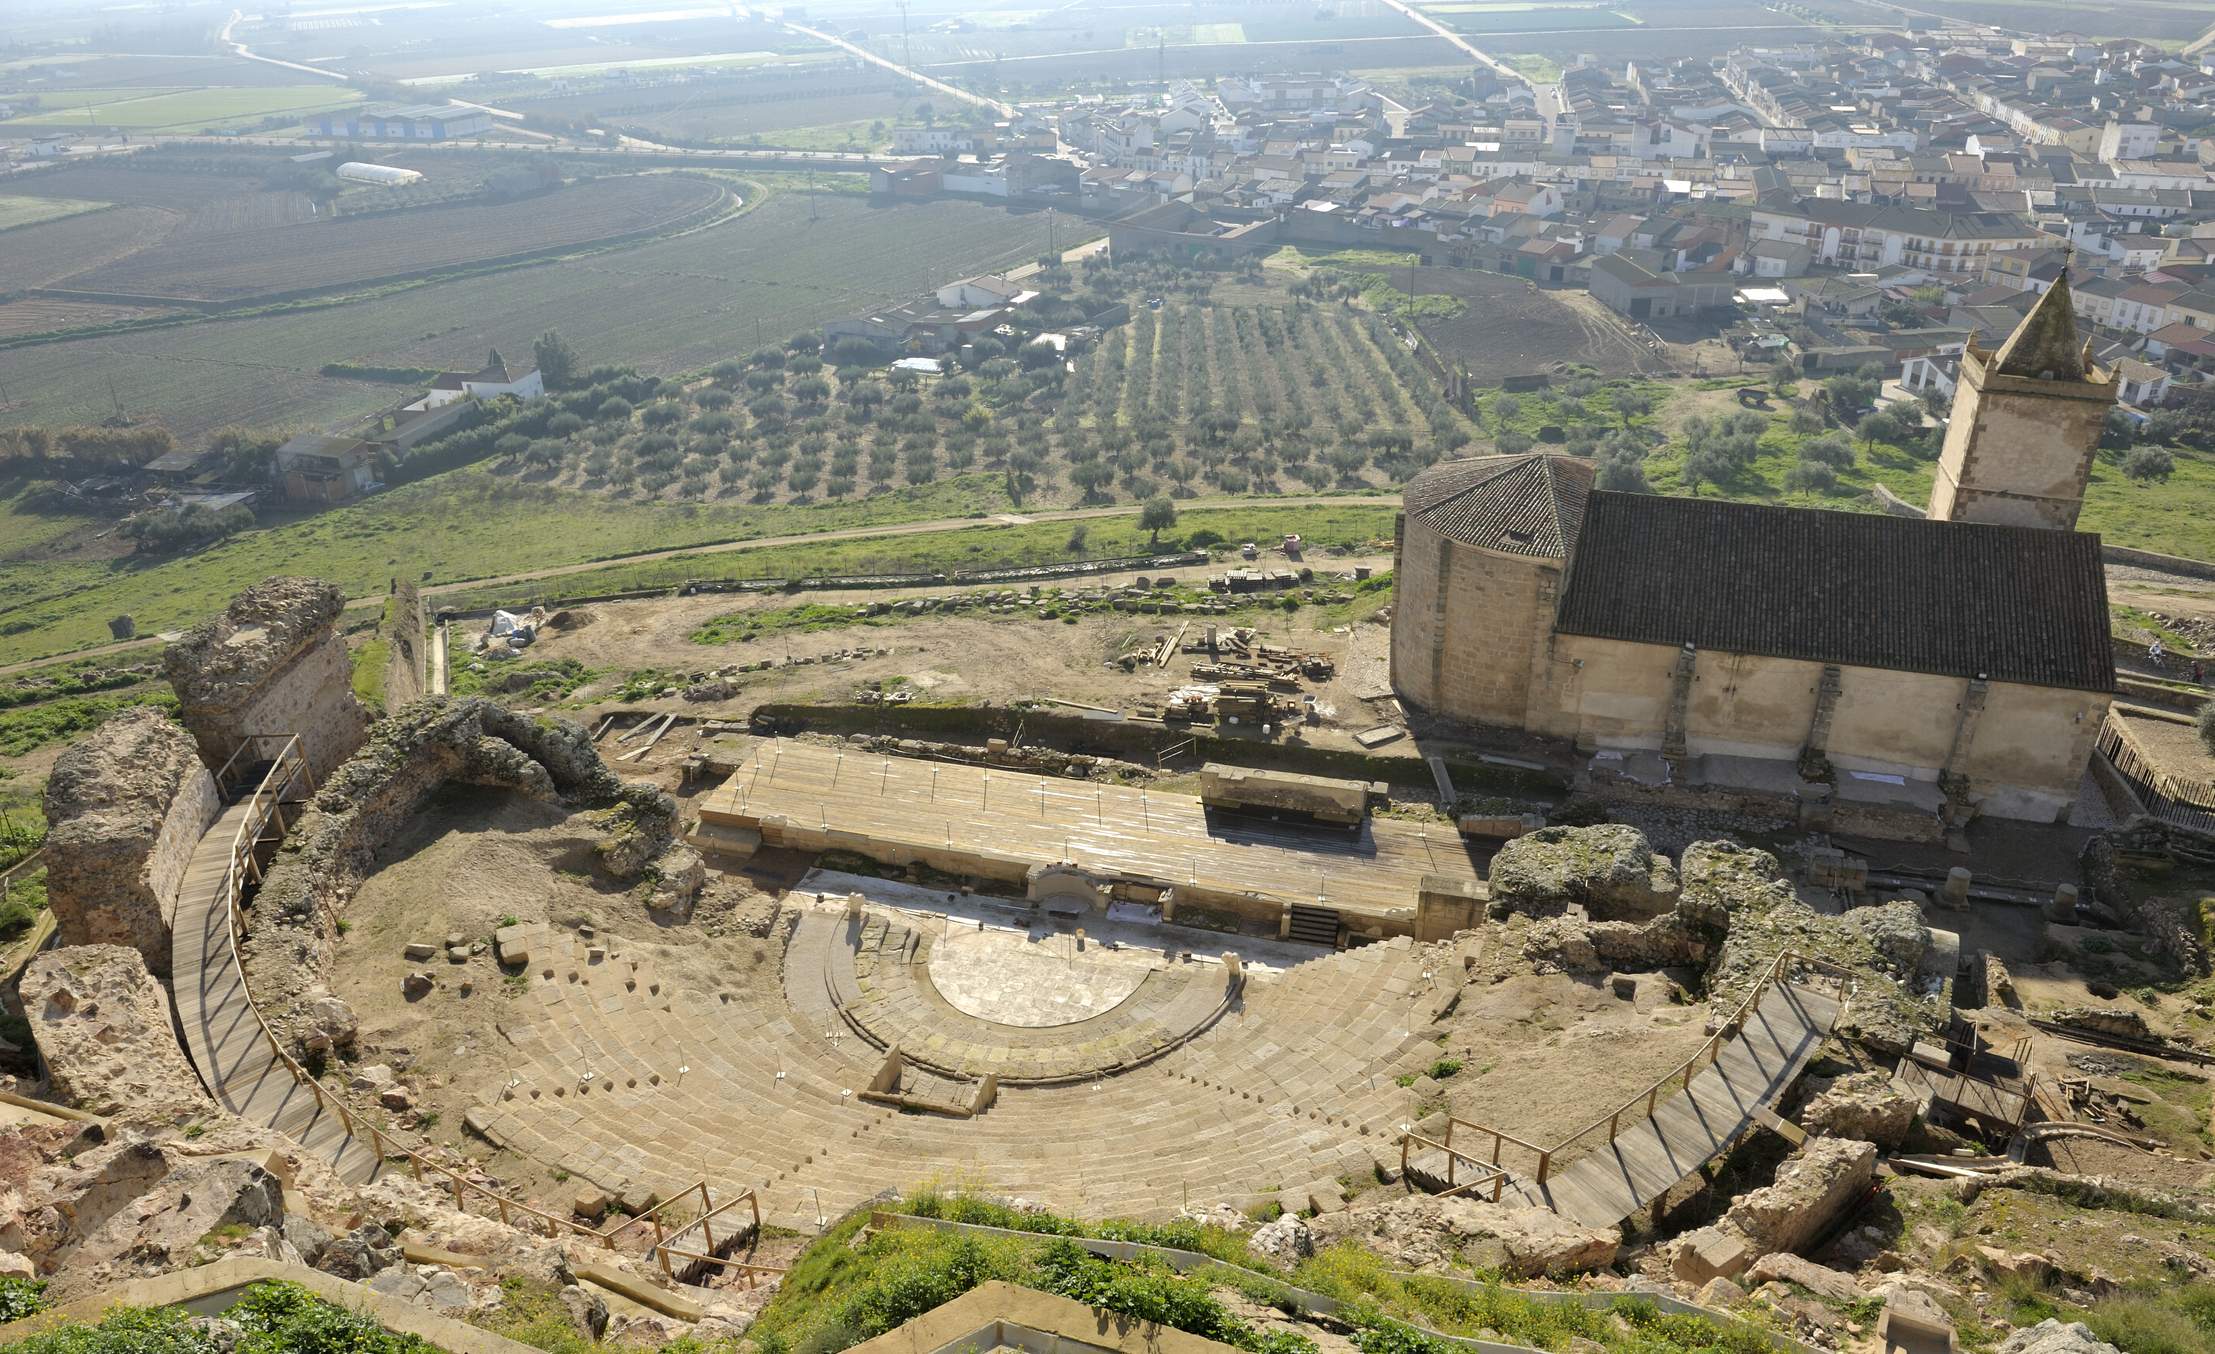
[
  {"xmin": 1998, "ymin": 1320, "xmax": 2126, "ymax": 1354},
  {"xmin": 1308, "ymin": 1193, "xmax": 1619, "ymax": 1279},
  {"xmin": 1489, "ymin": 825, "xmax": 1681, "ymax": 920},
  {"xmin": 1688, "ymin": 842, "xmax": 1940, "ymax": 1055},
  {"xmin": 1797, "ymin": 1070, "xmax": 1919, "ymax": 1150}
]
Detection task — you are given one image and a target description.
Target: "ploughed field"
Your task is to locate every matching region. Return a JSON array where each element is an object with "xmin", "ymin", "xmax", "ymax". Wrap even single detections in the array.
[
  {"xmin": 1409, "ymin": 267, "xmax": 1663, "ymax": 377},
  {"xmin": 36, "ymin": 174, "xmax": 727, "ymax": 304}
]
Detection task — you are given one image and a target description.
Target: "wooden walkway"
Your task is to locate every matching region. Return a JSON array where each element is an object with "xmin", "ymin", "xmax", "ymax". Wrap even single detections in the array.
[
  {"xmin": 1413, "ymin": 981, "xmax": 1839, "ymax": 1227},
  {"xmin": 171, "ymin": 795, "xmax": 383, "ymax": 1184}
]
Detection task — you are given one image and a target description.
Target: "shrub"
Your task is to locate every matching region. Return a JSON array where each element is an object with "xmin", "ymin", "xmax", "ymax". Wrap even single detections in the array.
[{"xmin": 2124, "ymin": 447, "xmax": 2175, "ymax": 484}]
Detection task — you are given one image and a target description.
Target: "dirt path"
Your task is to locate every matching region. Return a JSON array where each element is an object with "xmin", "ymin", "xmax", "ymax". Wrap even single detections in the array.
[{"xmin": 415, "ymin": 493, "xmax": 1391, "ymax": 598}]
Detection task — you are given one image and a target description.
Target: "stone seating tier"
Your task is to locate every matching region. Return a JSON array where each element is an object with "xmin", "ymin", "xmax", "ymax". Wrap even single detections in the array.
[
  {"xmin": 831, "ymin": 915, "xmax": 1238, "ymax": 1083},
  {"xmin": 469, "ymin": 913, "xmax": 1456, "ymax": 1230}
]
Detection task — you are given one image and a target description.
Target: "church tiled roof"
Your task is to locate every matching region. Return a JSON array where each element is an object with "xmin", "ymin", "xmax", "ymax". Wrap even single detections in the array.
[
  {"xmin": 1554, "ymin": 493, "xmax": 2114, "ymax": 692},
  {"xmin": 1402, "ymin": 454, "xmax": 1593, "ymax": 560}
]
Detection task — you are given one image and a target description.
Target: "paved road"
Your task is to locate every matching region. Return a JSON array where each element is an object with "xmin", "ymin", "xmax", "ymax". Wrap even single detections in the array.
[
  {"xmin": 1375, "ymin": 0, "xmax": 1528, "ymax": 87},
  {"xmin": 219, "ymin": 7, "xmax": 349, "ymax": 83},
  {"xmin": 765, "ymin": 11, "xmax": 1016, "ymax": 120}
]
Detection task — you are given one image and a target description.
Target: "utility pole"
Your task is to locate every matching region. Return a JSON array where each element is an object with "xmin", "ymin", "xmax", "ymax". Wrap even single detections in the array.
[
  {"xmin": 897, "ymin": 0, "xmax": 912, "ymax": 70},
  {"xmin": 1157, "ymin": 34, "xmax": 1166, "ymax": 94}
]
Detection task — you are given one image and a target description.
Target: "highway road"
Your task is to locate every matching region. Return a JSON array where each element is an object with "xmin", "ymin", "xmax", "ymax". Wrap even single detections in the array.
[
  {"xmin": 1375, "ymin": 0, "xmax": 1529, "ymax": 87},
  {"xmin": 768, "ymin": 14, "xmax": 1016, "ymax": 120}
]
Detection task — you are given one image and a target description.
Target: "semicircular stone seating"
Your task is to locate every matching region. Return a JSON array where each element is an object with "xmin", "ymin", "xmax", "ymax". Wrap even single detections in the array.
[
  {"xmin": 832, "ymin": 912, "xmax": 1238, "ymax": 1083},
  {"xmin": 466, "ymin": 902, "xmax": 1461, "ymax": 1231}
]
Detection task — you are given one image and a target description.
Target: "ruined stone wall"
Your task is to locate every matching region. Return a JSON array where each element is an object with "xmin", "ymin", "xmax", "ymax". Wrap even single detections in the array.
[
  {"xmin": 381, "ymin": 582, "xmax": 427, "ymax": 710},
  {"xmin": 240, "ymin": 698, "xmax": 671, "ymax": 1056},
  {"xmin": 24, "ymin": 944, "xmax": 212, "ymax": 1121},
  {"xmin": 41, "ymin": 708, "xmax": 221, "ymax": 975},
  {"xmin": 163, "ymin": 577, "xmax": 370, "ymax": 784}
]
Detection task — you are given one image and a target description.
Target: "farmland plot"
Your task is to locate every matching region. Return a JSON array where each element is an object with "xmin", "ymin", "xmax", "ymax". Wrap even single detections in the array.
[
  {"xmin": 0, "ymin": 207, "xmax": 181, "ymax": 295},
  {"xmin": 0, "ymin": 85, "xmax": 359, "ymax": 131},
  {"xmin": 67, "ymin": 174, "xmax": 727, "ymax": 303},
  {"xmin": 0, "ymin": 190, "xmax": 1067, "ymax": 440},
  {"xmin": 1, "ymin": 167, "xmax": 318, "ymax": 232},
  {"xmin": 1410, "ymin": 267, "xmax": 1665, "ymax": 378},
  {"xmin": 0, "ymin": 195, "xmax": 108, "ymax": 232},
  {"xmin": 0, "ymin": 299, "xmax": 176, "ymax": 341},
  {"xmin": 455, "ymin": 260, "xmax": 1476, "ymax": 513}
]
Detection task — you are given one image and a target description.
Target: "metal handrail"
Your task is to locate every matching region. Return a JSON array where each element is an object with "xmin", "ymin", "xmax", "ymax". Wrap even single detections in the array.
[{"xmin": 207, "ymin": 735, "xmax": 758, "ymax": 1252}]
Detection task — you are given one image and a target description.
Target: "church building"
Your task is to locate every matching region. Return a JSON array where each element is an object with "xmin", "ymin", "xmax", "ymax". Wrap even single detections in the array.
[{"xmin": 1390, "ymin": 280, "xmax": 2117, "ymax": 832}]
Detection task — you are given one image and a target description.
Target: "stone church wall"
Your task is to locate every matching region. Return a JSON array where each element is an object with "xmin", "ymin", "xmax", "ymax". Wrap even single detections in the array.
[
  {"xmin": 1958, "ymin": 681, "xmax": 2109, "ymax": 821},
  {"xmin": 1532, "ymin": 634, "xmax": 2104, "ymax": 822},
  {"xmin": 1389, "ymin": 513, "xmax": 1557, "ymax": 730}
]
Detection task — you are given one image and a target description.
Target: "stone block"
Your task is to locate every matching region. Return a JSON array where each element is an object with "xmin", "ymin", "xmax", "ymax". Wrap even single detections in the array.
[
  {"xmin": 1941, "ymin": 867, "xmax": 1972, "ymax": 906},
  {"xmin": 1670, "ymin": 1228, "xmax": 1754, "ymax": 1284},
  {"xmin": 403, "ymin": 942, "xmax": 437, "ymax": 961},
  {"xmin": 1748, "ymin": 1252, "xmax": 1865, "ymax": 1302},
  {"xmin": 2046, "ymin": 884, "xmax": 2077, "ymax": 924},
  {"xmin": 494, "ymin": 923, "xmax": 537, "ymax": 968}
]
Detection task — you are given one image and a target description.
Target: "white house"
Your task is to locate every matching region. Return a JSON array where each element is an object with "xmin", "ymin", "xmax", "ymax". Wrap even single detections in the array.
[{"xmin": 935, "ymin": 274, "xmax": 1033, "ymax": 310}]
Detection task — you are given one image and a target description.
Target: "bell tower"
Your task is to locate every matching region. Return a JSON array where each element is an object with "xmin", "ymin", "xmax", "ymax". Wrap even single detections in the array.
[{"xmin": 1926, "ymin": 272, "xmax": 2117, "ymax": 531}]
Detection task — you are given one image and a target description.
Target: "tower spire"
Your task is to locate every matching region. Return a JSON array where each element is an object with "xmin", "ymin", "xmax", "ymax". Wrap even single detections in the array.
[{"xmin": 1989, "ymin": 265, "xmax": 2086, "ymax": 381}]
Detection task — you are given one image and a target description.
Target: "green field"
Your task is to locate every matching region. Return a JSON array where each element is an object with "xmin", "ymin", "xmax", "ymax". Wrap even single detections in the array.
[
  {"xmin": 0, "ymin": 85, "xmax": 360, "ymax": 130},
  {"xmin": 439, "ymin": 502, "xmax": 1401, "ymax": 613},
  {"xmin": 0, "ymin": 194, "xmax": 107, "ymax": 232},
  {"xmin": 1479, "ymin": 381, "xmax": 2215, "ymax": 563},
  {"xmin": 0, "ymin": 183, "xmax": 1071, "ymax": 440},
  {"xmin": 0, "ymin": 471, "xmax": 1025, "ymax": 668}
]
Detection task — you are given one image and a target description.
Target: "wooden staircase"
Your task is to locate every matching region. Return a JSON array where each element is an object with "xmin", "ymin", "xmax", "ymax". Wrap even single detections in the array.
[
  {"xmin": 170, "ymin": 736, "xmax": 385, "ymax": 1184},
  {"xmin": 1401, "ymin": 957, "xmax": 1849, "ymax": 1228}
]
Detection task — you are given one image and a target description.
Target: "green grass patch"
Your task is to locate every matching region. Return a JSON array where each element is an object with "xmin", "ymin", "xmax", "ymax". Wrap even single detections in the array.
[
  {"xmin": 449, "ymin": 656, "xmax": 596, "ymax": 705},
  {"xmin": 0, "ymin": 470, "xmax": 1020, "ymax": 668},
  {"xmin": 0, "ymin": 689, "xmax": 174, "ymax": 758},
  {"xmin": 748, "ymin": 1190, "xmax": 1783, "ymax": 1354},
  {"xmin": 0, "ymin": 867, "xmax": 48, "ymax": 943},
  {"xmin": 1, "ymin": 85, "xmax": 360, "ymax": 131},
  {"xmin": 5, "ymin": 1279, "xmax": 437, "ymax": 1354},
  {"xmin": 444, "ymin": 504, "xmax": 1398, "ymax": 614},
  {"xmin": 350, "ymin": 636, "xmax": 390, "ymax": 712},
  {"xmin": 0, "ymin": 195, "xmax": 107, "ymax": 232}
]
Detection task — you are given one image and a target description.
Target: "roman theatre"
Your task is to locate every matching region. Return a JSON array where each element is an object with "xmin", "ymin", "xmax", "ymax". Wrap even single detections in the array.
[{"xmin": 55, "ymin": 571, "xmax": 1949, "ymax": 1261}]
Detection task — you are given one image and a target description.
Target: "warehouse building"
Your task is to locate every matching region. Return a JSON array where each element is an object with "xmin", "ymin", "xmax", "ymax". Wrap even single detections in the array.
[{"xmin": 310, "ymin": 102, "xmax": 493, "ymax": 140}]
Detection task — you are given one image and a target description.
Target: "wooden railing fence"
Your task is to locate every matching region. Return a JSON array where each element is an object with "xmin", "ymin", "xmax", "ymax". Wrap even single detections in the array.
[
  {"xmin": 210, "ymin": 735, "xmax": 778, "ymax": 1270},
  {"xmin": 1399, "ymin": 950, "xmax": 1855, "ymax": 1189}
]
